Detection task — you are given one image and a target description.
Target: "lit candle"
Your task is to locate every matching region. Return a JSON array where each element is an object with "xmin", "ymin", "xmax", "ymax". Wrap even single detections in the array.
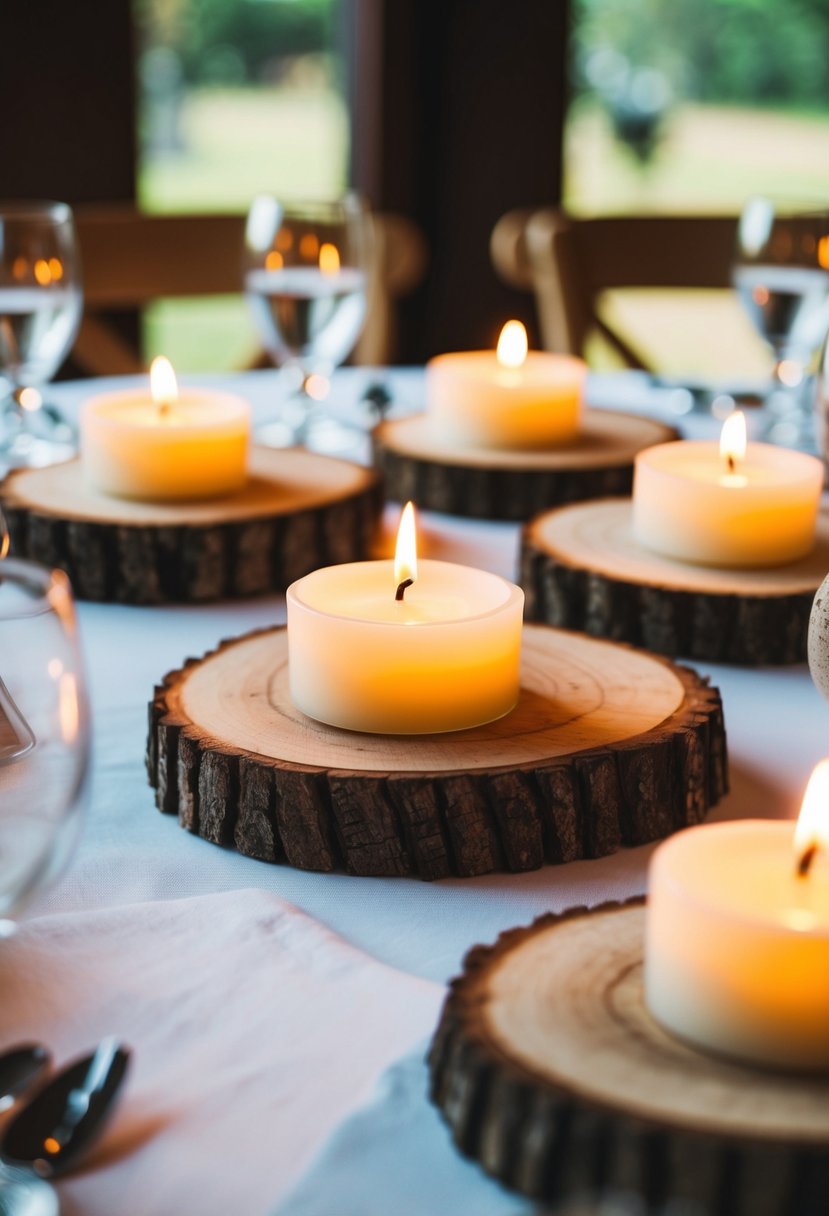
[
  {"xmin": 81, "ymin": 357, "xmax": 251, "ymax": 502},
  {"xmin": 632, "ymin": 411, "xmax": 822, "ymax": 567},
  {"xmin": 645, "ymin": 760, "xmax": 829, "ymax": 1069},
  {"xmin": 286, "ymin": 502, "xmax": 524, "ymax": 734},
  {"xmin": 426, "ymin": 321, "xmax": 586, "ymax": 449}
]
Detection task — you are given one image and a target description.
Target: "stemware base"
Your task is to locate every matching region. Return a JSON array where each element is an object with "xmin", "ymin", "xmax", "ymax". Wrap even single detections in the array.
[
  {"xmin": 759, "ymin": 379, "xmax": 818, "ymax": 453},
  {"xmin": 0, "ymin": 395, "xmax": 76, "ymax": 471},
  {"xmin": 254, "ymin": 388, "xmax": 369, "ymax": 461}
]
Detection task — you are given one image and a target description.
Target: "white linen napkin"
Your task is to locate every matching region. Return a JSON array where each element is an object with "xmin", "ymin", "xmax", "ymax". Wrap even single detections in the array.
[
  {"xmin": 274, "ymin": 1045, "xmax": 531, "ymax": 1216},
  {"xmin": 0, "ymin": 889, "xmax": 442, "ymax": 1216}
]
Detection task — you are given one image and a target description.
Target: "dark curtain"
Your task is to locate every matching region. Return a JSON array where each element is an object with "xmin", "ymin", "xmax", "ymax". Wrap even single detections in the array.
[{"xmin": 0, "ymin": 0, "xmax": 136, "ymax": 204}]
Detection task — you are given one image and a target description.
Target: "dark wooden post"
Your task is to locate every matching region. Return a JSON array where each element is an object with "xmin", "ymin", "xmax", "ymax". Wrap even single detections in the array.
[
  {"xmin": 346, "ymin": 0, "xmax": 569, "ymax": 361},
  {"xmin": 0, "ymin": 0, "xmax": 138, "ymax": 376},
  {"xmin": 0, "ymin": 0, "xmax": 136, "ymax": 204}
]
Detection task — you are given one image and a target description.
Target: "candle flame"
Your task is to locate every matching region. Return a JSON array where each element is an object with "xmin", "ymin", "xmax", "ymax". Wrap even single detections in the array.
[
  {"xmin": 496, "ymin": 320, "xmax": 528, "ymax": 369},
  {"xmin": 319, "ymin": 243, "xmax": 340, "ymax": 275},
  {"xmin": 150, "ymin": 356, "xmax": 179, "ymax": 413},
  {"xmin": 719, "ymin": 410, "xmax": 746, "ymax": 471},
  {"xmin": 794, "ymin": 758, "xmax": 829, "ymax": 875},
  {"xmin": 394, "ymin": 501, "xmax": 417, "ymax": 588}
]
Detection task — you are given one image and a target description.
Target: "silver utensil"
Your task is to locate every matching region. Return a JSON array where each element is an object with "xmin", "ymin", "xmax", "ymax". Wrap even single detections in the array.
[
  {"xmin": 1, "ymin": 1038, "xmax": 130, "ymax": 1179},
  {"xmin": 0, "ymin": 1047, "xmax": 50, "ymax": 1115},
  {"xmin": 0, "ymin": 1048, "xmax": 55, "ymax": 1216},
  {"xmin": 0, "ymin": 1166, "xmax": 58, "ymax": 1216}
]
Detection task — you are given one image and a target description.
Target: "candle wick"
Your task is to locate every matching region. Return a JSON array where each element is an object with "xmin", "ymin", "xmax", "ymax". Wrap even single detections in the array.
[
  {"xmin": 395, "ymin": 578, "xmax": 413, "ymax": 602},
  {"xmin": 158, "ymin": 401, "xmax": 171, "ymax": 419},
  {"xmin": 726, "ymin": 453, "xmax": 735, "ymax": 474},
  {"xmin": 797, "ymin": 841, "xmax": 819, "ymax": 878}
]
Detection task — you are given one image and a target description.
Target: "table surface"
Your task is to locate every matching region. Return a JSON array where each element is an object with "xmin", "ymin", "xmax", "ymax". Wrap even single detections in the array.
[{"xmin": 11, "ymin": 366, "xmax": 829, "ymax": 1214}]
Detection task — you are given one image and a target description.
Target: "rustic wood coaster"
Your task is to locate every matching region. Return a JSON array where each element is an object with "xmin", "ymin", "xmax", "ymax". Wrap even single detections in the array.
[
  {"xmin": 1, "ymin": 447, "xmax": 382, "ymax": 604},
  {"xmin": 522, "ymin": 499, "xmax": 829, "ymax": 666},
  {"xmin": 430, "ymin": 902, "xmax": 829, "ymax": 1214},
  {"xmin": 371, "ymin": 410, "xmax": 678, "ymax": 521},
  {"xmin": 146, "ymin": 623, "xmax": 727, "ymax": 879}
]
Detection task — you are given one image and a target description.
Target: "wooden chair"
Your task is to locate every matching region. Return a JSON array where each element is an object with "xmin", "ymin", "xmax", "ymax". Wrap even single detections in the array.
[
  {"xmin": 491, "ymin": 207, "xmax": 740, "ymax": 370},
  {"xmin": 72, "ymin": 205, "xmax": 428, "ymax": 375}
]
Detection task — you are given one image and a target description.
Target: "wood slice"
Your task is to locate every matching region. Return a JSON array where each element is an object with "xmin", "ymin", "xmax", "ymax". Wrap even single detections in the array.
[
  {"xmin": 146, "ymin": 623, "xmax": 727, "ymax": 879},
  {"xmin": 371, "ymin": 410, "xmax": 678, "ymax": 521},
  {"xmin": 522, "ymin": 499, "xmax": 829, "ymax": 666},
  {"xmin": 430, "ymin": 903, "xmax": 829, "ymax": 1214},
  {"xmin": 1, "ymin": 447, "xmax": 382, "ymax": 604}
]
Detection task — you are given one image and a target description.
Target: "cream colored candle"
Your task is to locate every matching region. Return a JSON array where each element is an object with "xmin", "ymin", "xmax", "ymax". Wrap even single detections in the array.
[
  {"xmin": 426, "ymin": 321, "xmax": 586, "ymax": 449},
  {"xmin": 286, "ymin": 503, "xmax": 524, "ymax": 734},
  {"xmin": 646, "ymin": 760, "xmax": 829, "ymax": 1070},
  {"xmin": 632, "ymin": 411, "xmax": 822, "ymax": 567},
  {"xmin": 81, "ymin": 358, "xmax": 251, "ymax": 502}
]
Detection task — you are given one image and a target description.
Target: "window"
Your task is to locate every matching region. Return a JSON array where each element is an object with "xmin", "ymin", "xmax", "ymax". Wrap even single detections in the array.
[
  {"xmin": 563, "ymin": 0, "xmax": 829, "ymax": 376},
  {"xmin": 134, "ymin": 0, "xmax": 348, "ymax": 369}
]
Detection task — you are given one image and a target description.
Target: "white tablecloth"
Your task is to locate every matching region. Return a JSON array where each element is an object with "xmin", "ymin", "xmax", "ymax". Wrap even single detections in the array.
[{"xmin": 6, "ymin": 367, "xmax": 828, "ymax": 1215}]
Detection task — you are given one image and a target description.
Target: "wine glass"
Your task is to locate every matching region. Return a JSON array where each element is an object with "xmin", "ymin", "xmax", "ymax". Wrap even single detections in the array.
[
  {"xmin": 0, "ymin": 558, "xmax": 89, "ymax": 935},
  {"xmin": 733, "ymin": 197, "xmax": 829, "ymax": 450},
  {"xmin": 244, "ymin": 194, "xmax": 370, "ymax": 451},
  {"xmin": 0, "ymin": 201, "xmax": 83, "ymax": 469}
]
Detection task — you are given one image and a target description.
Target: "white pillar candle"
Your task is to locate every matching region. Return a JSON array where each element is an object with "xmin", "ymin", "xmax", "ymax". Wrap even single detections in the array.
[
  {"xmin": 81, "ymin": 358, "xmax": 251, "ymax": 502},
  {"xmin": 646, "ymin": 760, "xmax": 829, "ymax": 1070},
  {"xmin": 632, "ymin": 411, "xmax": 822, "ymax": 567},
  {"xmin": 426, "ymin": 321, "xmax": 586, "ymax": 449},
  {"xmin": 286, "ymin": 503, "xmax": 524, "ymax": 734}
]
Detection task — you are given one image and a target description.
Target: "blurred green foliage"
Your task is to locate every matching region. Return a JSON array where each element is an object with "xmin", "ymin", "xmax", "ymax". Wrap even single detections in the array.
[
  {"xmin": 573, "ymin": 0, "xmax": 829, "ymax": 108},
  {"xmin": 136, "ymin": 0, "xmax": 336, "ymax": 84}
]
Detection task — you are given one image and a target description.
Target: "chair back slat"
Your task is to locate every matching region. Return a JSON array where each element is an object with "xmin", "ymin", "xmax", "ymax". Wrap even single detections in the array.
[
  {"xmin": 72, "ymin": 205, "xmax": 428, "ymax": 374},
  {"xmin": 492, "ymin": 207, "xmax": 739, "ymax": 367}
]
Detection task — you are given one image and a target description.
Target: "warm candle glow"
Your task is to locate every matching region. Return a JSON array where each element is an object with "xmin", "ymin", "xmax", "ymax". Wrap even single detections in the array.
[
  {"xmin": 319, "ymin": 243, "xmax": 340, "ymax": 275},
  {"xmin": 149, "ymin": 356, "xmax": 178, "ymax": 415},
  {"xmin": 300, "ymin": 233, "xmax": 320, "ymax": 260},
  {"xmin": 18, "ymin": 387, "xmax": 42, "ymax": 413},
  {"xmin": 794, "ymin": 758, "xmax": 829, "ymax": 874},
  {"xmin": 496, "ymin": 320, "xmax": 528, "ymax": 369},
  {"xmin": 58, "ymin": 672, "xmax": 80, "ymax": 744},
  {"xmin": 634, "ymin": 433, "xmax": 821, "ymax": 566},
  {"xmin": 819, "ymin": 235, "xmax": 829, "ymax": 271},
  {"xmin": 394, "ymin": 501, "xmax": 418, "ymax": 590},
  {"xmin": 719, "ymin": 410, "xmax": 747, "ymax": 469},
  {"xmin": 304, "ymin": 373, "xmax": 329, "ymax": 401}
]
